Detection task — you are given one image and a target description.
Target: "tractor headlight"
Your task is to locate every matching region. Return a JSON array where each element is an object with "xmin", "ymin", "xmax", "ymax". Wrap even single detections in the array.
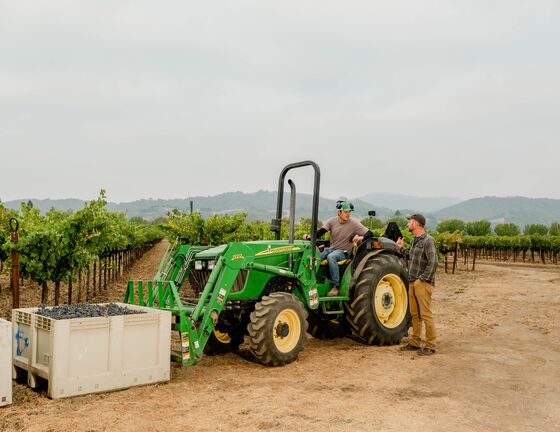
[
  {"xmin": 208, "ymin": 260, "xmax": 215, "ymax": 270},
  {"xmin": 194, "ymin": 260, "xmax": 203, "ymax": 270}
]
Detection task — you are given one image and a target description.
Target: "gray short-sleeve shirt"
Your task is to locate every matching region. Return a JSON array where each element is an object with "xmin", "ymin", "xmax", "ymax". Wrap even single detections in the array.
[{"xmin": 323, "ymin": 217, "xmax": 368, "ymax": 251}]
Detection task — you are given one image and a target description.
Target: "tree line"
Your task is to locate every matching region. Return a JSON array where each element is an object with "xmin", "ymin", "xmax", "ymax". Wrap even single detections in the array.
[
  {"xmin": 432, "ymin": 219, "xmax": 560, "ymax": 266},
  {"xmin": 0, "ymin": 191, "xmax": 163, "ymax": 305},
  {"xmin": 435, "ymin": 218, "xmax": 560, "ymax": 237},
  {"xmin": 3, "ymin": 204, "xmax": 557, "ymax": 307}
]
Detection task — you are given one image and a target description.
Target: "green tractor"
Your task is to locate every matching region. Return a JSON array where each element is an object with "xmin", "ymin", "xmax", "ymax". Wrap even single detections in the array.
[{"xmin": 124, "ymin": 161, "xmax": 410, "ymax": 366}]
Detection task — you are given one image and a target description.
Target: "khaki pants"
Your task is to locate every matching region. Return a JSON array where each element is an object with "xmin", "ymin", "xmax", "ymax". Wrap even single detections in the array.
[{"xmin": 409, "ymin": 279, "xmax": 436, "ymax": 350}]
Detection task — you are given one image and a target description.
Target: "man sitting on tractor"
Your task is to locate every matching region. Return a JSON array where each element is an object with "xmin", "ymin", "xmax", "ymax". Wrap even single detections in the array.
[{"xmin": 304, "ymin": 200, "xmax": 373, "ymax": 296}]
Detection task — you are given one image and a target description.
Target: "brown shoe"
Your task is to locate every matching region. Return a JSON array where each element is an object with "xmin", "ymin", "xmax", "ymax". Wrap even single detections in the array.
[
  {"xmin": 400, "ymin": 343, "xmax": 421, "ymax": 351},
  {"xmin": 418, "ymin": 348, "xmax": 436, "ymax": 356},
  {"xmin": 327, "ymin": 286, "xmax": 339, "ymax": 297}
]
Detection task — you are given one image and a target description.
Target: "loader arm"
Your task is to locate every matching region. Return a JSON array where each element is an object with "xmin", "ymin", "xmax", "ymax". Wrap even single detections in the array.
[{"xmin": 124, "ymin": 242, "xmax": 318, "ymax": 365}]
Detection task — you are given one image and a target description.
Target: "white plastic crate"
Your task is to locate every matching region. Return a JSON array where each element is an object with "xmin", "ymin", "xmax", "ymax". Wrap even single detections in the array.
[
  {"xmin": 12, "ymin": 303, "xmax": 171, "ymax": 399},
  {"xmin": 1, "ymin": 318, "xmax": 12, "ymax": 407}
]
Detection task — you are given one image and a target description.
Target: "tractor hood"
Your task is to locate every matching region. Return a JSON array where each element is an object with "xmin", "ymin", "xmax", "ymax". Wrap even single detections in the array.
[
  {"xmin": 194, "ymin": 244, "xmax": 228, "ymax": 259},
  {"xmin": 192, "ymin": 240, "xmax": 309, "ymax": 260}
]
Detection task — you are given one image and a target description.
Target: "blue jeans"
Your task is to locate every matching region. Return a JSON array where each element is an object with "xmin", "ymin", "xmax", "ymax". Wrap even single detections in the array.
[{"xmin": 321, "ymin": 248, "xmax": 347, "ymax": 287}]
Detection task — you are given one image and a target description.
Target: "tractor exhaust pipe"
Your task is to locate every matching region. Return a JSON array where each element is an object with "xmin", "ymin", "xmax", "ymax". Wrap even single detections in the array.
[{"xmin": 288, "ymin": 179, "xmax": 296, "ymax": 244}]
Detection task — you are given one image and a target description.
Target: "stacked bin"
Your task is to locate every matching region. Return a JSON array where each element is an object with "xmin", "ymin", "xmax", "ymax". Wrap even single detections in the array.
[
  {"xmin": 12, "ymin": 303, "xmax": 171, "ymax": 399},
  {"xmin": 0, "ymin": 318, "xmax": 12, "ymax": 407}
]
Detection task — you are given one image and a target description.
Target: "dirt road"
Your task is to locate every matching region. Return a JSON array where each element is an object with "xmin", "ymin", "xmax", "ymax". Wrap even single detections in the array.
[{"xmin": 1, "ymin": 243, "xmax": 559, "ymax": 432}]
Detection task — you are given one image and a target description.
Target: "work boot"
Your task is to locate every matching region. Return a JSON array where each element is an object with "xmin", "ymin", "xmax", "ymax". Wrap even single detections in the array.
[
  {"xmin": 417, "ymin": 348, "xmax": 436, "ymax": 356},
  {"xmin": 327, "ymin": 286, "xmax": 339, "ymax": 297},
  {"xmin": 400, "ymin": 343, "xmax": 421, "ymax": 351}
]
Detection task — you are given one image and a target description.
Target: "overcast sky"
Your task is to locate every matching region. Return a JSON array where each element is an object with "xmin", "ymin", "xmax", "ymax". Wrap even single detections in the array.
[{"xmin": 0, "ymin": 1, "xmax": 559, "ymax": 203}]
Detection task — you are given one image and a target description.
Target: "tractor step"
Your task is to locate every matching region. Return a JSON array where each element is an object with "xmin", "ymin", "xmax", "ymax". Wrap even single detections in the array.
[
  {"xmin": 318, "ymin": 296, "xmax": 347, "ymax": 315},
  {"xmin": 318, "ymin": 296, "xmax": 348, "ymax": 301}
]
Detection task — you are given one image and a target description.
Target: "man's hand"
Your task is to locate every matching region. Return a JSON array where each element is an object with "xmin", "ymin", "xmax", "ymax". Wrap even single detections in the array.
[
  {"xmin": 303, "ymin": 234, "xmax": 311, "ymax": 241},
  {"xmin": 352, "ymin": 235, "xmax": 364, "ymax": 244},
  {"xmin": 396, "ymin": 237, "xmax": 404, "ymax": 249}
]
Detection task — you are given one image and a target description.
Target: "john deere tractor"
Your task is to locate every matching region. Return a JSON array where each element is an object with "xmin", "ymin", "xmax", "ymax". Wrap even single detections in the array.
[{"xmin": 124, "ymin": 161, "xmax": 410, "ymax": 366}]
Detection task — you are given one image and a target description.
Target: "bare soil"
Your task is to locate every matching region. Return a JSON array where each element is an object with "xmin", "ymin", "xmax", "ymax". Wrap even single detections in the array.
[{"xmin": 1, "ymin": 242, "xmax": 559, "ymax": 432}]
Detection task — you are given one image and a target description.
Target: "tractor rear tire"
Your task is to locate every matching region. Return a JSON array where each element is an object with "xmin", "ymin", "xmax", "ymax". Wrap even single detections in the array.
[
  {"xmin": 346, "ymin": 253, "xmax": 410, "ymax": 345},
  {"xmin": 204, "ymin": 328, "xmax": 245, "ymax": 356},
  {"xmin": 247, "ymin": 292, "xmax": 308, "ymax": 367}
]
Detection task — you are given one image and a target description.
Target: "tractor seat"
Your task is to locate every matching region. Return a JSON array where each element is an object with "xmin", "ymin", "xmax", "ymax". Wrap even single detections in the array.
[{"xmin": 319, "ymin": 244, "xmax": 357, "ymax": 266}]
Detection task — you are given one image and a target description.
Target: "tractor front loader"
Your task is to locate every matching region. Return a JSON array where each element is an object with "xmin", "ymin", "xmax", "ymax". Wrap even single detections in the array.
[{"xmin": 124, "ymin": 161, "xmax": 410, "ymax": 367}]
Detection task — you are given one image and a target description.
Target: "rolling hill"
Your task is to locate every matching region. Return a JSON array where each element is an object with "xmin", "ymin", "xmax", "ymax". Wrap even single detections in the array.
[
  {"xmin": 2, "ymin": 191, "xmax": 395, "ymax": 222},
  {"xmin": 359, "ymin": 193, "xmax": 462, "ymax": 213},
  {"xmin": 4, "ymin": 194, "xmax": 560, "ymax": 228},
  {"xmin": 433, "ymin": 196, "xmax": 560, "ymax": 227}
]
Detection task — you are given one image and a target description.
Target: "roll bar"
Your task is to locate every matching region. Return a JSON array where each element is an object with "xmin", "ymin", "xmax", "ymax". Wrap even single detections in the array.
[{"xmin": 270, "ymin": 160, "xmax": 321, "ymax": 263}]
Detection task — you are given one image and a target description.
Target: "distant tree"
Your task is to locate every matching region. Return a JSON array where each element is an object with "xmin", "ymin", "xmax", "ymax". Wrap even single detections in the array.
[
  {"xmin": 494, "ymin": 223, "xmax": 520, "ymax": 236},
  {"xmin": 386, "ymin": 216, "xmax": 408, "ymax": 230},
  {"xmin": 151, "ymin": 216, "xmax": 168, "ymax": 225},
  {"xmin": 204, "ymin": 213, "xmax": 247, "ymax": 245},
  {"xmin": 465, "ymin": 220, "xmax": 491, "ymax": 236},
  {"xmin": 394, "ymin": 210, "xmax": 401, "ymax": 217},
  {"xmin": 27, "ymin": 200, "xmax": 34, "ymax": 209},
  {"xmin": 524, "ymin": 224, "xmax": 548, "ymax": 236},
  {"xmin": 129, "ymin": 216, "xmax": 148, "ymax": 225},
  {"xmin": 360, "ymin": 216, "xmax": 384, "ymax": 230},
  {"xmin": 436, "ymin": 219, "xmax": 465, "ymax": 233},
  {"xmin": 294, "ymin": 217, "xmax": 314, "ymax": 241},
  {"xmin": 549, "ymin": 222, "xmax": 560, "ymax": 236},
  {"xmin": 167, "ymin": 210, "xmax": 205, "ymax": 244}
]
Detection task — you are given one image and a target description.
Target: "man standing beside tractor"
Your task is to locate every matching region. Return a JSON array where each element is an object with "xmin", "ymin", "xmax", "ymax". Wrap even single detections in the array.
[
  {"xmin": 396, "ymin": 214, "xmax": 438, "ymax": 356},
  {"xmin": 304, "ymin": 200, "xmax": 373, "ymax": 297}
]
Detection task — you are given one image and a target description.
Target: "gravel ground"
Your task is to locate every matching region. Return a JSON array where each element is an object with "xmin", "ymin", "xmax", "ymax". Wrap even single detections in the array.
[{"xmin": 1, "ymin": 242, "xmax": 559, "ymax": 432}]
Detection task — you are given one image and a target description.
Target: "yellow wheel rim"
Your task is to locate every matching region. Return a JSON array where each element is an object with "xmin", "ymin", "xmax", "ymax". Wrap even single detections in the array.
[
  {"xmin": 374, "ymin": 273, "xmax": 407, "ymax": 329},
  {"xmin": 213, "ymin": 330, "xmax": 232, "ymax": 344},
  {"xmin": 273, "ymin": 309, "xmax": 301, "ymax": 353}
]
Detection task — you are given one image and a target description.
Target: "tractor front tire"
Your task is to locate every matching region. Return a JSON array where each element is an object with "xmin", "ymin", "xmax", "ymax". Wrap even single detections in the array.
[
  {"xmin": 247, "ymin": 292, "xmax": 308, "ymax": 366},
  {"xmin": 346, "ymin": 253, "xmax": 410, "ymax": 345}
]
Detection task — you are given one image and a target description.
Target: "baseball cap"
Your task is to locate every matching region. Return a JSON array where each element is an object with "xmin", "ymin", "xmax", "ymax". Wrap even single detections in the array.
[
  {"xmin": 337, "ymin": 201, "xmax": 354, "ymax": 211},
  {"xmin": 407, "ymin": 213, "xmax": 426, "ymax": 226}
]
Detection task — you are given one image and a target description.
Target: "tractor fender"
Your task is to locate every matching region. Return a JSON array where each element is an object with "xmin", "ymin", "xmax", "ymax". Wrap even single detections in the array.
[{"xmin": 350, "ymin": 249, "xmax": 393, "ymax": 289}]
